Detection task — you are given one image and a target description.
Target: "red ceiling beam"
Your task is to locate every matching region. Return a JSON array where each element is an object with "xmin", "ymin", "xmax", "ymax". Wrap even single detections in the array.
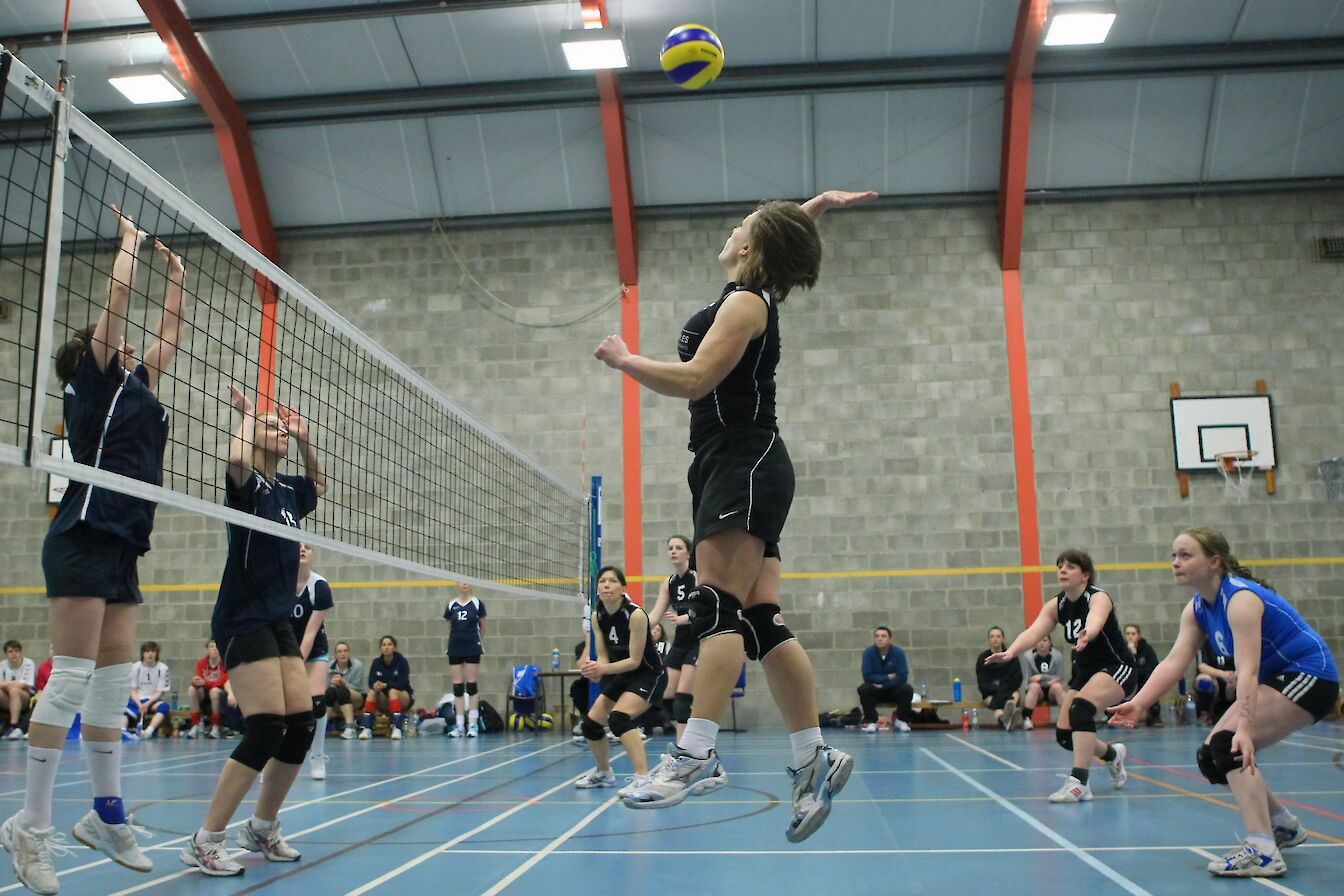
[{"xmin": 998, "ymin": 0, "xmax": 1048, "ymax": 270}]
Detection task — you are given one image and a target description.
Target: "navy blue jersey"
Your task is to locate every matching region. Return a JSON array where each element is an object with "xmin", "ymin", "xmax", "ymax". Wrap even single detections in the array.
[
  {"xmin": 667, "ymin": 570, "xmax": 698, "ymax": 614},
  {"xmin": 1192, "ymin": 575, "xmax": 1338, "ymax": 682},
  {"xmin": 212, "ymin": 471, "xmax": 318, "ymax": 641},
  {"xmin": 443, "ymin": 596, "xmax": 487, "ymax": 657},
  {"xmin": 1056, "ymin": 585, "xmax": 1135, "ymax": 669},
  {"xmin": 49, "ymin": 353, "xmax": 169, "ymax": 553},
  {"xmin": 368, "ymin": 652, "xmax": 412, "ymax": 696},
  {"xmin": 679, "ymin": 282, "xmax": 779, "ymax": 451},
  {"xmin": 595, "ymin": 595, "xmax": 662, "ymax": 673},
  {"xmin": 290, "ymin": 572, "xmax": 334, "ymax": 660}
]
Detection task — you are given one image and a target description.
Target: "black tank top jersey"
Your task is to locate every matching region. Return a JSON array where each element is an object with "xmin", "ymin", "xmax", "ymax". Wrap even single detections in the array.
[
  {"xmin": 1056, "ymin": 585, "xmax": 1135, "ymax": 667},
  {"xmin": 679, "ymin": 282, "xmax": 779, "ymax": 451},
  {"xmin": 667, "ymin": 570, "xmax": 698, "ymax": 614},
  {"xmin": 596, "ymin": 595, "xmax": 661, "ymax": 672},
  {"xmin": 289, "ymin": 572, "xmax": 334, "ymax": 660}
]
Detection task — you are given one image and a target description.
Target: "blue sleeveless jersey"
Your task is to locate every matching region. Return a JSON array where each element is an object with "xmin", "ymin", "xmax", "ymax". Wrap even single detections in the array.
[{"xmin": 1191, "ymin": 575, "xmax": 1337, "ymax": 683}]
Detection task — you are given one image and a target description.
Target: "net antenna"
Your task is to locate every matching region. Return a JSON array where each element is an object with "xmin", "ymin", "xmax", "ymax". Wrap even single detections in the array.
[{"xmin": 1214, "ymin": 450, "xmax": 1258, "ymax": 503}]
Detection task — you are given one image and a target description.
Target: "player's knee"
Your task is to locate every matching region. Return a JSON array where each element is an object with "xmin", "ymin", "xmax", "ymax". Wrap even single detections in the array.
[
  {"xmin": 740, "ymin": 603, "xmax": 795, "ymax": 661},
  {"xmin": 1207, "ymin": 730, "xmax": 1243, "ymax": 780},
  {"xmin": 687, "ymin": 585, "xmax": 743, "ymax": 643},
  {"xmin": 1067, "ymin": 697, "xmax": 1097, "ymax": 733},
  {"xmin": 230, "ymin": 713, "xmax": 287, "ymax": 772},
  {"xmin": 81, "ymin": 662, "xmax": 133, "ymax": 730},
  {"xmin": 274, "ymin": 712, "xmax": 316, "ymax": 765},
  {"xmin": 608, "ymin": 711, "xmax": 636, "ymax": 738},
  {"xmin": 1196, "ymin": 744, "xmax": 1228, "ymax": 786},
  {"xmin": 453, "ymin": 683, "xmax": 465, "ymax": 698},
  {"xmin": 672, "ymin": 692, "xmax": 693, "ymax": 724},
  {"xmin": 1055, "ymin": 727, "xmax": 1074, "ymax": 751},
  {"xmin": 580, "ymin": 716, "xmax": 606, "ymax": 741},
  {"xmin": 465, "ymin": 682, "xmax": 478, "ymax": 696},
  {"xmin": 30, "ymin": 657, "xmax": 95, "ymax": 730}
]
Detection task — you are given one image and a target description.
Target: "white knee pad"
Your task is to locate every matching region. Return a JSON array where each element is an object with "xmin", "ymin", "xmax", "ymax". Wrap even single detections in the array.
[
  {"xmin": 82, "ymin": 662, "xmax": 134, "ymax": 730},
  {"xmin": 30, "ymin": 656, "xmax": 95, "ymax": 729}
]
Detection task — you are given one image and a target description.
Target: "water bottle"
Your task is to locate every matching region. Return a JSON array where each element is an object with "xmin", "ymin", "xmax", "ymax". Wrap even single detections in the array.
[
  {"xmin": 1169, "ymin": 697, "xmax": 1179, "ymax": 725},
  {"xmin": 551, "ymin": 648, "xmax": 561, "ymax": 671},
  {"xmin": 919, "ymin": 679, "xmax": 928, "ymax": 702},
  {"xmin": 961, "ymin": 709, "xmax": 969, "ymax": 730},
  {"xmin": 952, "ymin": 677, "xmax": 962, "ymax": 702},
  {"xmin": 971, "ymin": 708, "xmax": 979, "ymax": 728},
  {"xmin": 171, "ymin": 692, "xmax": 178, "ymax": 711},
  {"xmin": 1184, "ymin": 694, "xmax": 1196, "ymax": 725}
]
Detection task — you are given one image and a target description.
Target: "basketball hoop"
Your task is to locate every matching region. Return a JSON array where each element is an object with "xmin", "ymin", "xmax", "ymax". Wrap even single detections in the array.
[
  {"xmin": 1319, "ymin": 457, "xmax": 1344, "ymax": 502},
  {"xmin": 1215, "ymin": 451, "xmax": 1258, "ymax": 502}
]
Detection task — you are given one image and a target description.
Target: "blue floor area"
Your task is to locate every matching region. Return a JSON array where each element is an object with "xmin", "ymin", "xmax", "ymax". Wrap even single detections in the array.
[{"xmin": 2, "ymin": 721, "xmax": 1342, "ymax": 895}]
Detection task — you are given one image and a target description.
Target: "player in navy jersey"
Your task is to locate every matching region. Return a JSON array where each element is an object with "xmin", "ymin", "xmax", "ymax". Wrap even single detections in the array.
[
  {"xmin": 443, "ymin": 581, "xmax": 487, "ymax": 737},
  {"xmin": 3, "ymin": 208, "xmax": 186, "ymax": 894},
  {"xmin": 292, "ymin": 544, "xmax": 334, "ymax": 780},
  {"xmin": 595, "ymin": 188, "xmax": 876, "ymax": 841},
  {"xmin": 574, "ymin": 567, "xmax": 664, "ymax": 797},
  {"xmin": 645, "ymin": 535, "xmax": 697, "ymax": 738},
  {"xmin": 984, "ymin": 549, "xmax": 1133, "ymax": 804},
  {"xmin": 1110, "ymin": 528, "xmax": 1339, "ymax": 878},
  {"xmin": 180, "ymin": 385, "xmax": 326, "ymax": 877}
]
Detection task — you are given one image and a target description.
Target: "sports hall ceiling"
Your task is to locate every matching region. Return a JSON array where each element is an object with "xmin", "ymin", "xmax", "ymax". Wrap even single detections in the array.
[{"xmin": 4, "ymin": 0, "xmax": 1344, "ymax": 232}]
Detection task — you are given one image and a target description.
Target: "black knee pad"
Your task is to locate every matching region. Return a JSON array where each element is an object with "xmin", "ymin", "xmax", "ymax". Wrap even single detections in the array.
[
  {"xmin": 453, "ymin": 682, "xmax": 465, "ymax": 698},
  {"xmin": 465, "ymin": 682, "xmax": 478, "ymax": 696},
  {"xmin": 687, "ymin": 585, "xmax": 743, "ymax": 643},
  {"xmin": 311, "ymin": 695, "xmax": 326, "ymax": 718},
  {"xmin": 1206, "ymin": 730, "xmax": 1243, "ymax": 781},
  {"xmin": 608, "ymin": 711, "xmax": 636, "ymax": 738},
  {"xmin": 740, "ymin": 603, "xmax": 797, "ymax": 662},
  {"xmin": 1067, "ymin": 698, "xmax": 1097, "ymax": 733},
  {"xmin": 1055, "ymin": 727, "xmax": 1074, "ymax": 751},
  {"xmin": 581, "ymin": 716, "xmax": 606, "ymax": 741},
  {"xmin": 230, "ymin": 713, "xmax": 287, "ymax": 772},
  {"xmin": 324, "ymin": 686, "xmax": 339, "ymax": 707},
  {"xmin": 662, "ymin": 697, "xmax": 675, "ymax": 719},
  {"xmin": 1196, "ymin": 744, "xmax": 1228, "ymax": 786},
  {"xmin": 328, "ymin": 684, "xmax": 351, "ymax": 706},
  {"xmin": 672, "ymin": 692, "xmax": 693, "ymax": 724},
  {"xmin": 274, "ymin": 711, "xmax": 316, "ymax": 765}
]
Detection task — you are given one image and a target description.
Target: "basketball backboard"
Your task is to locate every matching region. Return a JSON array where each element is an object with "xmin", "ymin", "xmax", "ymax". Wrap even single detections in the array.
[{"xmin": 1170, "ymin": 395, "xmax": 1276, "ymax": 472}]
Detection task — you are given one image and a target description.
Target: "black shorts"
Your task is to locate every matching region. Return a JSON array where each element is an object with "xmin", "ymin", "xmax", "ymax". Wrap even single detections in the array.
[
  {"xmin": 599, "ymin": 666, "xmax": 666, "ymax": 705},
  {"xmin": 982, "ymin": 685, "xmax": 1018, "ymax": 710},
  {"xmin": 665, "ymin": 628, "xmax": 699, "ymax": 670},
  {"xmin": 1069, "ymin": 660, "xmax": 1138, "ymax": 698},
  {"xmin": 1268, "ymin": 672, "xmax": 1339, "ymax": 721},
  {"xmin": 448, "ymin": 654, "xmax": 481, "ymax": 666},
  {"xmin": 688, "ymin": 428, "xmax": 793, "ymax": 556},
  {"xmin": 42, "ymin": 524, "xmax": 143, "ymax": 605},
  {"xmin": 219, "ymin": 620, "xmax": 302, "ymax": 671}
]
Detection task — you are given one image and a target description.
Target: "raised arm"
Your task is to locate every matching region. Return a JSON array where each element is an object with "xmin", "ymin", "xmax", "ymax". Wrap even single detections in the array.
[
  {"xmin": 226, "ymin": 386, "xmax": 258, "ymax": 489},
  {"xmin": 91, "ymin": 206, "xmax": 148, "ymax": 372},
  {"xmin": 800, "ymin": 189, "xmax": 879, "ymax": 220},
  {"xmin": 280, "ymin": 406, "xmax": 328, "ymax": 498},
  {"xmin": 139, "ymin": 241, "xmax": 187, "ymax": 390}
]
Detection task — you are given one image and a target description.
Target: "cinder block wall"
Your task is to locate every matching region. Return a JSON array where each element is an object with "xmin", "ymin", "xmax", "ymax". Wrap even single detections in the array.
[{"xmin": 1, "ymin": 190, "xmax": 1341, "ymax": 729}]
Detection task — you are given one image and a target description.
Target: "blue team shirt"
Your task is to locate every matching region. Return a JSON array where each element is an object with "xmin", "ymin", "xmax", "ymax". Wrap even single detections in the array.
[
  {"xmin": 212, "ymin": 471, "xmax": 318, "ymax": 641},
  {"xmin": 1192, "ymin": 574, "xmax": 1338, "ymax": 683},
  {"xmin": 49, "ymin": 352, "xmax": 169, "ymax": 553},
  {"xmin": 443, "ymin": 596, "xmax": 487, "ymax": 657},
  {"xmin": 290, "ymin": 572, "xmax": 334, "ymax": 660}
]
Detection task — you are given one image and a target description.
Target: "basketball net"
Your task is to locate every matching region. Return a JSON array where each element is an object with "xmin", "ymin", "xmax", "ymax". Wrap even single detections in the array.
[{"xmin": 1215, "ymin": 451, "xmax": 1258, "ymax": 503}]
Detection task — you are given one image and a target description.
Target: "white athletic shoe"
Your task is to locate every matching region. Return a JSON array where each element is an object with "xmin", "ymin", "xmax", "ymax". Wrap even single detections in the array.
[
  {"xmin": 72, "ymin": 811, "xmax": 152, "ymax": 872},
  {"xmin": 357, "ymin": 727, "xmax": 372, "ymax": 740},
  {"xmin": 5, "ymin": 727, "xmax": 24, "ymax": 741},
  {"xmin": 390, "ymin": 726, "xmax": 402, "ymax": 741},
  {"xmin": 1023, "ymin": 718, "xmax": 1035, "ymax": 731},
  {"xmin": 1001, "ymin": 698, "xmax": 1019, "ymax": 731},
  {"xmin": 208, "ymin": 726, "xmax": 221, "ymax": 740},
  {"xmin": 1208, "ymin": 842, "xmax": 1286, "ymax": 877},
  {"xmin": 617, "ymin": 774, "xmax": 653, "ymax": 799},
  {"xmin": 861, "ymin": 723, "xmax": 878, "ymax": 734},
  {"xmin": 621, "ymin": 747, "xmax": 728, "ymax": 809},
  {"xmin": 892, "ymin": 720, "xmax": 911, "ymax": 733},
  {"xmin": 1048, "ymin": 775, "xmax": 1093, "ymax": 803},
  {"xmin": 236, "ymin": 821, "xmax": 300, "ymax": 862},
  {"xmin": 179, "ymin": 831, "xmax": 242, "ymax": 876},
  {"xmin": 574, "ymin": 768, "xmax": 617, "ymax": 789},
  {"xmin": 2, "ymin": 813, "xmax": 69, "ymax": 895},
  {"xmin": 121, "ymin": 730, "xmax": 139, "ymax": 743},
  {"xmin": 184, "ymin": 724, "xmax": 201, "ymax": 739},
  {"xmin": 340, "ymin": 726, "xmax": 356, "ymax": 741},
  {"xmin": 1274, "ymin": 822, "xmax": 1308, "ymax": 849},
  {"xmin": 1106, "ymin": 743, "xmax": 1128, "ymax": 790},
  {"xmin": 466, "ymin": 726, "xmax": 477, "ymax": 738},
  {"xmin": 448, "ymin": 726, "xmax": 464, "ymax": 738},
  {"xmin": 309, "ymin": 755, "xmax": 326, "ymax": 780},
  {"xmin": 786, "ymin": 745, "xmax": 854, "ymax": 843}
]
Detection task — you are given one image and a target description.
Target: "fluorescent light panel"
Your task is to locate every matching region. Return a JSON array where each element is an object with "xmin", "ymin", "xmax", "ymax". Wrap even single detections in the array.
[
  {"xmin": 561, "ymin": 29, "xmax": 627, "ymax": 70},
  {"xmin": 1043, "ymin": 2, "xmax": 1117, "ymax": 46},
  {"xmin": 108, "ymin": 64, "xmax": 188, "ymax": 104}
]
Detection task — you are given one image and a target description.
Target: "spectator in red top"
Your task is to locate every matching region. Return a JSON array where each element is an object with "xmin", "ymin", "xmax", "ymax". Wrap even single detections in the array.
[
  {"xmin": 187, "ymin": 640, "xmax": 229, "ymax": 739},
  {"xmin": 35, "ymin": 655, "xmax": 53, "ymax": 695}
]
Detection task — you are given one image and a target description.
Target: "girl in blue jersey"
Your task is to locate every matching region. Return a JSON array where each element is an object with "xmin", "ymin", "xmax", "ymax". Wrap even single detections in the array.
[
  {"xmin": 594, "ymin": 189, "xmax": 876, "ymax": 843},
  {"xmin": 1110, "ymin": 528, "xmax": 1339, "ymax": 879},
  {"xmin": 3, "ymin": 209, "xmax": 186, "ymax": 894}
]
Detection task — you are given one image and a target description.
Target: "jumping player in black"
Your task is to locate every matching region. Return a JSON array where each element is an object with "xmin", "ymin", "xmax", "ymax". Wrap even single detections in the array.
[
  {"xmin": 984, "ymin": 548, "xmax": 1133, "ymax": 803},
  {"xmin": 646, "ymin": 535, "xmax": 697, "ymax": 739}
]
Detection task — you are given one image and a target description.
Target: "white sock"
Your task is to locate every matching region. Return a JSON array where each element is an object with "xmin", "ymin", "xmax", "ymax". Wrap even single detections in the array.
[
  {"xmin": 1246, "ymin": 832, "xmax": 1276, "ymax": 855},
  {"xmin": 678, "ymin": 719, "xmax": 719, "ymax": 759},
  {"xmin": 250, "ymin": 815, "xmax": 276, "ymax": 834},
  {"xmin": 1271, "ymin": 807, "xmax": 1299, "ymax": 830},
  {"xmin": 456, "ymin": 696, "xmax": 467, "ymax": 724},
  {"xmin": 19, "ymin": 746, "xmax": 63, "ymax": 829},
  {"xmin": 83, "ymin": 738, "xmax": 123, "ymax": 801},
  {"xmin": 468, "ymin": 708, "xmax": 479, "ymax": 727},
  {"xmin": 790, "ymin": 728, "xmax": 825, "ymax": 769},
  {"xmin": 310, "ymin": 713, "xmax": 327, "ymax": 757},
  {"xmin": 196, "ymin": 827, "xmax": 225, "ymax": 843}
]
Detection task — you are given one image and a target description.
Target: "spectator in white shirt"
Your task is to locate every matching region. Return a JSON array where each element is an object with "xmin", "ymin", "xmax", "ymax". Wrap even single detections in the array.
[
  {"xmin": 125, "ymin": 641, "xmax": 171, "ymax": 740},
  {"xmin": 1, "ymin": 640, "xmax": 36, "ymax": 739}
]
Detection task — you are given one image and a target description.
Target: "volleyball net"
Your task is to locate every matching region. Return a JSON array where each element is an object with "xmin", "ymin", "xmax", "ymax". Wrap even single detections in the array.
[{"xmin": 0, "ymin": 52, "xmax": 588, "ymax": 598}]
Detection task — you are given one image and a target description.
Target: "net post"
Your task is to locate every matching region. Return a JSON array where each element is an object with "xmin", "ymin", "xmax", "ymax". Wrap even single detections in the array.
[{"xmin": 586, "ymin": 475, "xmax": 602, "ymax": 706}]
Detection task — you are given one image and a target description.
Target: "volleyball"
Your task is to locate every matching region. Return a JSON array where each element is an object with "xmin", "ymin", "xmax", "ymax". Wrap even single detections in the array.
[
  {"xmin": 507, "ymin": 712, "xmax": 528, "ymax": 731},
  {"xmin": 659, "ymin": 24, "xmax": 724, "ymax": 90},
  {"xmin": 535, "ymin": 712, "xmax": 554, "ymax": 731}
]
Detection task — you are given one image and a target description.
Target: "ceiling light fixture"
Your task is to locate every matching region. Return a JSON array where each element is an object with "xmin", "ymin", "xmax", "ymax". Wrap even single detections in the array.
[
  {"xmin": 1043, "ymin": 1, "xmax": 1117, "ymax": 47},
  {"xmin": 107, "ymin": 63, "xmax": 188, "ymax": 104},
  {"xmin": 561, "ymin": 27, "xmax": 628, "ymax": 71}
]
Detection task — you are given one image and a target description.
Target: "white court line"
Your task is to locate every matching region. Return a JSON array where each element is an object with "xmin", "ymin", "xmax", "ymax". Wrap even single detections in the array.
[
  {"xmin": 922, "ymin": 748, "xmax": 1151, "ymax": 896},
  {"xmin": 424, "ymin": 843, "xmax": 1344, "ymax": 855},
  {"xmin": 106, "ymin": 739, "xmax": 572, "ymax": 896},
  {"xmin": 0, "ymin": 752, "xmax": 230, "ymax": 798},
  {"xmin": 1187, "ymin": 849, "xmax": 1306, "ymax": 895},
  {"xmin": 344, "ymin": 750, "xmax": 626, "ymax": 896},
  {"xmin": 1285, "ymin": 728, "xmax": 1344, "ymax": 746},
  {"xmin": 0, "ymin": 739, "xmax": 528, "ymax": 894},
  {"xmin": 1280, "ymin": 738, "xmax": 1344, "ymax": 754},
  {"xmin": 480, "ymin": 795, "xmax": 619, "ymax": 895},
  {"xmin": 940, "ymin": 733, "xmax": 1025, "ymax": 770}
]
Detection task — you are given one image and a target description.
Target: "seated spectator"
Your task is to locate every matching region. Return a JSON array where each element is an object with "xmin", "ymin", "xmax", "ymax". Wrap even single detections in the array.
[
  {"xmin": 976, "ymin": 626, "xmax": 1023, "ymax": 730},
  {"xmin": 1123, "ymin": 624, "xmax": 1163, "ymax": 727},
  {"xmin": 186, "ymin": 639, "xmax": 228, "ymax": 739},
  {"xmin": 0, "ymin": 640, "xmax": 36, "ymax": 739},
  {"xmin": 1193, "ymin": 635, "xmax": 1235, "ymax": 725},
  {"xmin": 1018, "ymin": 635, "xmax": 1065, "ymax": 730},
  {"xmin": 327, "ymin": 641, "xmax": 366, "ymax": 740},
  {"xmin": 363, "ymin": 635, "xmax": 413, "ymax": 739},
  {"xmin": 858, "ymin": 626, "xmax": 913, "ymax": 733},
  {"xmin": 125, "ymin": 641, "xmax": 171, "ymax": 740},
  {"xmin": 35, "ymin": 650, "xmax": 52, "ymax": 696}
]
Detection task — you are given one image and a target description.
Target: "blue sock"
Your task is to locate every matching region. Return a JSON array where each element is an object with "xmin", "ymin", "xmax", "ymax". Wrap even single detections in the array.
[
  {"xmin": 94, "ymin": 796, "xmax": 126, "ymax": 825},
  {"xmin": 392, "ymin": 712, "xmax": 403, "ymax": 730},
  {"xmin": 362, "ymin": 712, "xmax": 373, "ymax": 729}
]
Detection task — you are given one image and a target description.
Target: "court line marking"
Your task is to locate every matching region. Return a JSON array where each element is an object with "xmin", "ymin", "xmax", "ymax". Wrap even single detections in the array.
[
  {"xmin": 0, "ymin": 751, "xmax": 232, "ymax": 798},
  {"xmin": 479, "ymin": 796, "xmax": 619, "ymax": 895},
  {"xmin": 343, "ymin": 750, "xmax": 626, "ymax": 896},
  {"xmin": 417, "ymin": 843, "xmax": 1344, "ymax": 855},
  {"xmin": 922, "ymin": 748, "xmax": 1151, "ymax": 896},
  {"xmin": 1284, "ymin": 728, "xmax": 1344, "ymax": 747},
  {"xmin": 1187, "ymin": 848, "xmax": 1306, "ymax": 895},
  {"xmin": 940, "ymin": 733, "xmax": 1025, "ymax": 769},
  {"xmin": 1279, "ymin": 738, "xmax": 1344, "ymax": 754}
]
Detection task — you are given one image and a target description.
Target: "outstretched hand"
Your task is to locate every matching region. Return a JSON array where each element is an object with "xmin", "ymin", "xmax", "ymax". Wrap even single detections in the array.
[
  {"xmin": 1074, "ymin": 631, "xmax": 1091, "ymax": 653},
  {"xmin": 1232, "ymin": 727, "xmax": 1257, "ymax": 775},
  {"xmin": 982, "ymin": 650, "xmax": 1012, "ymax": 665},
  {"xmin": 1106, "ymin": 701, "xmax": 1140, "ymax": 728},
  {"xmin": 594, "ymin": 334, "xmax": 630, "ymax": 370},
  {"xmin": 804, "ymin": 189, "xmax": 879, "ymax": 219},
  {"xmin": 109, "ymin": 204, "xmax": 148, "ymax": 247},
  {"xmin": 154, "ymin": 240, "xmax": 185, "ymax": 279},
  {"xmin": 229, "ymin": 385, "xmax": 255, "ymax": 416}
]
